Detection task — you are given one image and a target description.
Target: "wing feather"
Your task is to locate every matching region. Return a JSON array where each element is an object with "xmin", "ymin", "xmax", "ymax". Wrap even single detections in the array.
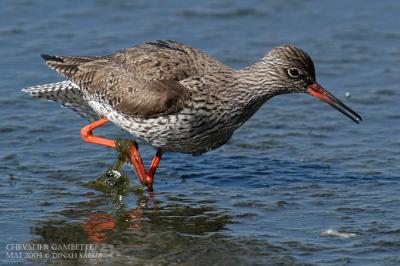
[{"xmin": 41, "ymin": 41, "xmax": 195, "ymax": 118}]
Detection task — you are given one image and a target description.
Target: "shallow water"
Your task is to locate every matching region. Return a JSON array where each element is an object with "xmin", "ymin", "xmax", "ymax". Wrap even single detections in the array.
[{"xmin": 1, "ymin": 0, "xmax": 400, "ymax": 265}]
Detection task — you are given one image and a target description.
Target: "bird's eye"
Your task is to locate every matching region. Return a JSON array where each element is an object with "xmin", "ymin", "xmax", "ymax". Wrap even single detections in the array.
[{"xmin": 287, "ymin": 68, "xmax": 301, "ymax": 78}]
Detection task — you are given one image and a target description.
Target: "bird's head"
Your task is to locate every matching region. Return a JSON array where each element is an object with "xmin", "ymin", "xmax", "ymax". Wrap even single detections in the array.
[{"xmin": 264, "ymin": 45, "xmax": 362, "ymax": 123}]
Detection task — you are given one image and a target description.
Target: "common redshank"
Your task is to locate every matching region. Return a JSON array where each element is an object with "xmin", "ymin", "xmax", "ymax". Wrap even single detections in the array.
[{"xmin": 23, "ymin": 40, "xmax": 362, "ymax": 191}]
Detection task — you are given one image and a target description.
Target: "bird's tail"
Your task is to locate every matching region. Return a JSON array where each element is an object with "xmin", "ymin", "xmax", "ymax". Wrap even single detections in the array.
[{"xmin": 22, "ymin": 80, "xmax": 99, "ymax": 121}]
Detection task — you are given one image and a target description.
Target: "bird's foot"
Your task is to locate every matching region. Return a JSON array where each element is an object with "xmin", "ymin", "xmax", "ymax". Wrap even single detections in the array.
[
  {"xmin": 114, "ymin": 138, "xmax": 155, "ymax": 192},
  {"xmin": 81, "ymin": 118, "xmax": 162, "ymax": 192},
  {"xmin": 114, "ymin": 138, "xmax": 150, "ymax": 190},
  {"xmin": 129, "ymin": 147, "xmax": 163, "ymax": 193}
]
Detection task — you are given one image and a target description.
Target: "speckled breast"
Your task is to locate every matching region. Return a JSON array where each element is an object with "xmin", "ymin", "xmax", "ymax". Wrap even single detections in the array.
[{"xmin": 88, "ymin": 100, "xmax": 234, "ymax": 154}]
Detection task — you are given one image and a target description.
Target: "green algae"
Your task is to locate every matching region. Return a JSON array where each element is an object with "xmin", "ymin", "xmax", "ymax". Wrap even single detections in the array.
[{"xmin": 86, "ymin": 138, "xmax": 141, "ymax": 195}]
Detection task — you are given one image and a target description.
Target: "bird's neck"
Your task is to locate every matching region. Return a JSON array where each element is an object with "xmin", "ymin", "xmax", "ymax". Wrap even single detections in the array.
[
  {"xmin": 223, "ymin": 60, "xmax": 282, "ymax": 128},
  {"xmin": 236, "ymin": 56, "xmax": 281, "ymax": 94}
]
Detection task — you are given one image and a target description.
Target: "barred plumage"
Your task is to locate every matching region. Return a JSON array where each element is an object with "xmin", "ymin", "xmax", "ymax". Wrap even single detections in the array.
[
  {"xmin": 22, "ymin": 81, "xmax": 99, "ymax": 121},
  {"xmin": 22, "ymin": 40, "xmax": 360, "ymax": 155}
]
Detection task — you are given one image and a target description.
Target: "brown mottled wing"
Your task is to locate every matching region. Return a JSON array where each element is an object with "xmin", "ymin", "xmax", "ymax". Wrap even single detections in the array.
[
  {"xmin": 41, "ymin": 41, "xmax": 194, "ymax": 117},
  {"xmin": 107, "ymin": 40, "xmax": 198, "ymax": 81},
  {"xmin": 113, "ymin": 79, "xmax": 190, "ymax": 117}
]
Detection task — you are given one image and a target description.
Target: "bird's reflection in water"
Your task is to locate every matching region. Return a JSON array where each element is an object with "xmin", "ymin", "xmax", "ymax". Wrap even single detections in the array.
[
  {"xmin": 31, "ymin": 193, "xmax": 230, "ymax": 262},
  {"xmin": 30, "ymin": 151, "xmax": 231, "ymax": 262}
]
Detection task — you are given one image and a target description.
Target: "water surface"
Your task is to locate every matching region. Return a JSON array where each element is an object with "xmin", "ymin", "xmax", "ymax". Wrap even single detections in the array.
[{"xmin": 1, "ymin": 0, "xmax": 400, "ymax": 265}]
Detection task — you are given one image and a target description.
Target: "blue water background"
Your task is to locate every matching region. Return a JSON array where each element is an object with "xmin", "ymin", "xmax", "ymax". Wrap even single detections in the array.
[{"xmin": 1, "ymin": 0, "xmax": 400, "ymax": 265}]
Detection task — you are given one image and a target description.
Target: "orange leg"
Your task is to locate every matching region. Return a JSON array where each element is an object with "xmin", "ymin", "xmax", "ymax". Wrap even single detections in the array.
[
  {"xmin": 80, "ymin": 117, "xmax": 116, "ymax": 148},
  {"xmin": 129, "ymin": 147, "xmax": 162, "ymax": 192},
  {"xmin": 80, "ymin": 118, "xmax": 163, "ymax": 191}
]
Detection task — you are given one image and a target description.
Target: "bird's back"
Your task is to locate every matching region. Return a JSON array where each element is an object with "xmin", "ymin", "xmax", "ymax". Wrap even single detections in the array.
[{"xmin": 24, "ymin": 40, "xmax": 240, "ymax": 154}]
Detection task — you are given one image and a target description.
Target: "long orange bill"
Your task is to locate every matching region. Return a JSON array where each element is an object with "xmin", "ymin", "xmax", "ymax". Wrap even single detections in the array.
[{"xmin": 308, "ymin": 83, "xmax": 362, "ymax": 123}]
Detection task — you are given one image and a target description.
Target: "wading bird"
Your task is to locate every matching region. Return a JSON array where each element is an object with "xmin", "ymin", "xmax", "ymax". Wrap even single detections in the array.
[{"xmin": 23, "ymin": 40, "xmax": 362, "ymax": 191}]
